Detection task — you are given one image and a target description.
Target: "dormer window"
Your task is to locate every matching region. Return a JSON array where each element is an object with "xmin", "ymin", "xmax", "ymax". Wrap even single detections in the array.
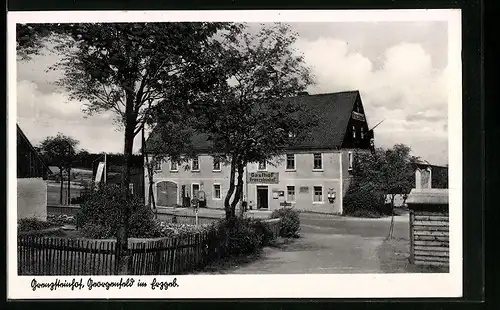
[
  {"xmin": 258, "ymin": 161, "xmax": 267, "ymax": 170},
  {"xmin": 191, "ymin": 157, "xmax": 200, "ymax": 171}
]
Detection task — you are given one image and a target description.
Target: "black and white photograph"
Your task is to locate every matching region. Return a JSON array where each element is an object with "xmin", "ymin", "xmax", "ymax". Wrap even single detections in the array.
[{"xmin": 8, "ymin": 10, "xmax": 462, "ymax": 299}]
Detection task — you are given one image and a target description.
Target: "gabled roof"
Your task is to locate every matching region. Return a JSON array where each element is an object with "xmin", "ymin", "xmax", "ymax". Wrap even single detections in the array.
[
  {"xmin": 145, "ymin": 90, "xmax": 363, "ymax": 153},
  {"xmin": 17, "ymin": 124, "xmax": 52, "ymax": 176}
]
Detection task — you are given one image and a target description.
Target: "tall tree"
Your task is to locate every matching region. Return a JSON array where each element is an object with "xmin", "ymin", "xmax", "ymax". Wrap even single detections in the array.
[
  {"xmin": 351, "ymin": 144, "xmax": 415, "ymax": 238},
  {"xmin": 38, "ymin": 22, "xmax": 239, "ymax": 274},
  {"xmin": 161, "ymin": 23, "xmax": 316, "ymax": 220},
  {"xmin": 38, "ymin": 134, "xmax": 78, "ymax": 205}
]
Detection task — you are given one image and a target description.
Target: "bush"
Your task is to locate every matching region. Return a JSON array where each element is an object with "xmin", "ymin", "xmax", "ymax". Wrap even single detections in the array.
[
  {"xmin": 154, "ymin": 221, "xmax": 213, "ymax": 238},
  {"xmin": 219, "ymin": 217, "xmax": 262, "ymax": 256},
  {"xmin": 76, "ymin": 184, "xmax": 158, "ymax": 239},
  {"xmin": 343, "ymin": 182, "xmax": 388, "ymax": 217},
  {"xmin": 47, "ymin": 214, "xmax": 76, "ymax": 226},
  {"xmin": 18, "ymin": 218, "xmax": 57, "ymax": 233},
  {"xmin": 271, "ymin": 208, "xmax": 300, "ymax": 238},
  {"xmin": 249, "ymin": 219, "xmax": 274, "ymax": 246}
]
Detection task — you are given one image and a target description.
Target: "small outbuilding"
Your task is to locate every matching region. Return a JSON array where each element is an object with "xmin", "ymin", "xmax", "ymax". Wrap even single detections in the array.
[{"xmin": 406, "ymin": 188, "xmax": 449, "ymax": 267}]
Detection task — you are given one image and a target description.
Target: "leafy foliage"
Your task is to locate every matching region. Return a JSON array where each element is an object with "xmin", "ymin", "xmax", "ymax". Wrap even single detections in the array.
[
  {"xmin": 249, "ymin": 219, "xmax": 274, "ymax": 246},
  {"xmin": 38, "ymin": 133, "xmax": 79, "ymax": 170},
  {"xmin": 219, "ymin": 217, "xmax": 264, "ymax": 255},
  {"xmin": 16, "ymin": 23, "xmax": 64, "ymax": 60},
  {"xmin": 76, "ymin": 184, "xmax": 157, "ymax": 239},
  {"xmin": 271, "ymin": 208, "xmax": 301, "ymax": 238},
  {"xmin": 38, "ymin": 133, "xmax": 79, "ymax": 204},
  {"xmin": 343, "ymin": 182, "xmax": 387, "ymax": 217},
  {"xmin": 154, "ymin": 222, "xmax": 214, "ymax": 238},
  {"xmin": 153, "ymin": 23, "xmax": 316, "ymax": 219},
  {"xmin": 47, "ymin": 214, "xmax": 77, "ymax": 226},
  {"xmin": 345, "ymin": 145, "xmax": 415, "ymax": 237},
  {"xmin": 18, "ymin": 218, "xmax": 57, "ymax": 232}
]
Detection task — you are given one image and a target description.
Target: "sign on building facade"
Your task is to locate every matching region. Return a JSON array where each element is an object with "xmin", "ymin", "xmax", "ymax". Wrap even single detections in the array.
[
  {"xmin": 247, "ymin": 172, "xmax": 279, "ymax": 184},
  {"xmin": 352, "ymin": 111, "xmax": 365, "ymax": 122},
  {"xmin": 299, "ymin": 186, "xmax": 309, "ymax": 193}
]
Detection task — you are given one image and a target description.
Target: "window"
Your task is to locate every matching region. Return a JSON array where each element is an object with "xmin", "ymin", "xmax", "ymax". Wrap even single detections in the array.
[
  {"xmin": 129, "ymin": 183, "xmax": 134, "ymax": 195},
  {"xmin": 213, "ymin": 157, "xmax": 221, "ymax": 171},
  {"xmin": 360, "ymin": 127, "xmax": 364, "ymax": 139},
  {"xmin": 191, "ymin": 157, "xmax": 200, "ymax": 171},
  {"xmin": 170, "ymin": 161, "xmax": 178, "ymax": 171},
  {"xmin": 352, "ymin": 126, "xmax": 356, "ymax": 138},
  {"xmin": 213, "ymin": 184, "xmax": 221, "ymax": 199},
  {"xmin": 313, "ymin": 186, "xmax": 323, "ymax": 203},
  {"xmin": 152, "ymin": 159, "xmax": 162, "ymax": 171},
  {"xmin": 313, "ymin": 153, "xmax": 322, "ymax": 170},
  {"xmin": 348, "ymin": 152, "xmax": 353, "ymax": 170},
  {"xmin": 258, "ymin": 160, "xmax": 267, "ymax": 170},
  {"xmin": 287, "ymin": 186, "xmax": 296, "ymax": 201},
  {"xmin": 192, "ymin": 184, "xmax": 200, "ymax": 198},
  {"xmin": 286, "ymin": 154, "xmax": 295, "ymax": 170}
]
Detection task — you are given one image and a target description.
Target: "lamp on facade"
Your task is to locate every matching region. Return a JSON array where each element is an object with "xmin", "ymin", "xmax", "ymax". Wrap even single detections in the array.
[{"xmin": 327, "ymin": 190, "xmax": 336, "ymax": 204}]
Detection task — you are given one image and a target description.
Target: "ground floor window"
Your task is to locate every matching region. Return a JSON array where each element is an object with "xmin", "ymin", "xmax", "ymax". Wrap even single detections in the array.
[
  {"xmin": 287, "ymin": 186, "xmax": 295, "ymax": 201},
  {"xmin": 213, "ymin": 184, "xmax": 221, "ymax": 199},
  {"xmin": 313, "ymin": 186, "xmax": 323, "ymax": 202}
]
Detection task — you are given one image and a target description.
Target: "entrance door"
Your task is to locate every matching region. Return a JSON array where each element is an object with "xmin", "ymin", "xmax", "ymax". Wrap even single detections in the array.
[
  {"xmin": 157, "ymin": 181, "xmax": 178, "ymax": 207},
  {"xmin": 256, "ymin": 186, "xmax": 269, "ymax": 209}
]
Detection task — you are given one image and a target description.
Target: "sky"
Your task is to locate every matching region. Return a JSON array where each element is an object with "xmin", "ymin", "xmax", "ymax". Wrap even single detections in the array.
[{"xmin": 16, "ymin": 21, "xmax": 450, "ymax": 166}]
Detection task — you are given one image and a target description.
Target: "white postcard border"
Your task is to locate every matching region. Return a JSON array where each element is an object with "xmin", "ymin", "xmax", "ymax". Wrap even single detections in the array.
[{"xmin": 7, "ymin": 9, "xmax": 463, "ymax": 299}]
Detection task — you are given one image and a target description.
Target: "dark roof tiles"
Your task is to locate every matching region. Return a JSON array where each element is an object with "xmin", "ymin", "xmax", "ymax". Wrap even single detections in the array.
[{"xmin": 145, "ymin": 90, "xmax": 362, "ymax": 153}]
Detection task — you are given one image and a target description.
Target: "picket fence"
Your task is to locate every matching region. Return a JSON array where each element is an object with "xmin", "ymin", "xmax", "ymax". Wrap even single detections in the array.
[{"xmin": 18, "ymin": 218, "xmax": 282, "ymax": 276}]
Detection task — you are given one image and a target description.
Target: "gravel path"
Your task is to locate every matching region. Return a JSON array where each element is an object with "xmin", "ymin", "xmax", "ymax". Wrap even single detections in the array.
[{"xmin": 221, "ymin": 214, "xmax": 410, "ymax": 274}]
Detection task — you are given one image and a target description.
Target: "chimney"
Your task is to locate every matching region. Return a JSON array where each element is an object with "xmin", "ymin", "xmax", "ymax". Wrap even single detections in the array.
[{"xmin": 297, "ymin": 91, "xmax": 309, "ymax": 96}]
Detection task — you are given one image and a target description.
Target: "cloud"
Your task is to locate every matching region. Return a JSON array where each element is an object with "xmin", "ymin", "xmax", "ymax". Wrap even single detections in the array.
[
  {"xmin": 16, "ymin": 79, "xmax": 139, "ymax": 153},
  {"xmin": 296, "ymin": 38, "xmax": 449, "ymax": 165},
  {"xmin": 15, "ymin": 23, "xmax": 449, "ymax": 165}
]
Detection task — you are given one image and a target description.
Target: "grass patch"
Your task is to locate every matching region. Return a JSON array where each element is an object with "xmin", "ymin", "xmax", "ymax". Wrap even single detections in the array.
[
  {"xmin": 195, "ymin": 251, "xmax": 263, "ymax": 274},
  {"xmin": 377, "ymin": 237, "xmax": 449, "ymax": 273}
]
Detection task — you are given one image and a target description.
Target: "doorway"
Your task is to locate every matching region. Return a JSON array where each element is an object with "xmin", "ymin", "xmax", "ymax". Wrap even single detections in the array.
[{"xmin": 256, "ymin": 186, "xmax": 269, "ymax": 209}]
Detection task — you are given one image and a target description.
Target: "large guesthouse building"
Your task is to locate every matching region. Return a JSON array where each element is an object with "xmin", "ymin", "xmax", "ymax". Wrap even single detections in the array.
[{"xmin": 145, "ymin": 90, "xmax": 374, "ymax": 214}]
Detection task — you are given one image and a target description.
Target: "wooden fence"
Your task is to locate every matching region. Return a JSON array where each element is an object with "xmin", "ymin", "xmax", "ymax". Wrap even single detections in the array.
[
  {"xmin": 409, "ymin": 210, "xmax": 449, "ymax": 266},
  {"xmin": 18, "ymin": 231, "xmax": 226, "ymax": 276},
  {"xmin": 18, "ymin": 217, "xmax": 281, "ymax": 276}
]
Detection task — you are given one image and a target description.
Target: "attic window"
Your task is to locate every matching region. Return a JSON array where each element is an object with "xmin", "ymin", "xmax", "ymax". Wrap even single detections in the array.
[{"xmin": 352, "ymin": 126, "xmax": 356, "ymax": 139}]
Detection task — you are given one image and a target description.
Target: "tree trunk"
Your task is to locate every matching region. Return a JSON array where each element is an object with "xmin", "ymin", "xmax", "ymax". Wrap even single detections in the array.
[
  {"xmin": 67, "ymin": 168, "xmax": 71, "ymax": 205},
  {"xmin": 224, "ymin": 155, "xmax": 237, "ymax": 221},
  {"xmin": 146, "ymin": 155, "xmax": 157, "ymax": 219},
  {"xmin": 59, "ymin": 169, "xmax": 63, "ymax": 205},
  {"xmin": 387, "ymin": 195, "xmax": 395, "ymax": 239},
  {"xmin": 116, "ymin": 92, "xmax": 136, "ymax": 275},
  {"xmin": 230, "ymin": 161, "xmax": 245, "ymax": 218}
]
